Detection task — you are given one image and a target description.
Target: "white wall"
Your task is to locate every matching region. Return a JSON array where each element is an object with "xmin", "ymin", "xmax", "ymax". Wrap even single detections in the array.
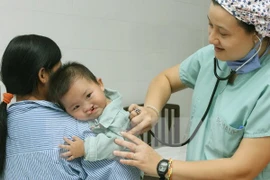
[{"xmin": 0, "ymin": 0, "xmax": 210, "ymax": 134}]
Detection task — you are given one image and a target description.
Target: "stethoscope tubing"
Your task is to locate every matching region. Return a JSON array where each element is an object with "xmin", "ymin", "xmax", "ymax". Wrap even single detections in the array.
[{"xmin": 149, "ymin": 57, "xmax": 233, "ymax": 147}]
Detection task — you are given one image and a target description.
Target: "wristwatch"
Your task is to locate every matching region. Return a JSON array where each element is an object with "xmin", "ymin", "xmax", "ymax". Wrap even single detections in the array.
[{"xmin": 157, "ymin": 159, "xmax": 169, "ymax": 180}]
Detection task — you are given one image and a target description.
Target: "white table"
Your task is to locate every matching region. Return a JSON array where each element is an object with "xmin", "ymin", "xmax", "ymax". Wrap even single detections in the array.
[{"xmin": 154, "ymin": 145, "xmax": 187, "ymax": 160}]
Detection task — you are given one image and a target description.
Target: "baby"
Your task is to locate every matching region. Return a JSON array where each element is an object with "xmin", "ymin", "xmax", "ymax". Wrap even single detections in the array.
[{"xmin": 48, "ymin": 62, "xmax": 131, "ymax": 161}]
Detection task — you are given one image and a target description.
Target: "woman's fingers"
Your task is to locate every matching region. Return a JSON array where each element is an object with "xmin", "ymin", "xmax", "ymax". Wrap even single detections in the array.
[
  {"xmin": 128, "ymin": 116, "xmax": 153, "ymax": 135},
  {"xmin": 128, "ymin": 121, "xmax": 143, "ymax": 135},
  {"xmin": 127, "ymin": 104, "xmax": 159, "ymax": 135},
  {"xmin": 114, "ymin": 132, "xmax": 163, "ymax": 176},
  {"xmin": 128, "ymin": 104, "xmax": 139, "ymax": 112},
  {"xmin": 121, "ymin": 132, "xmax": 143, "ymax": 145},
  {"xmin": 115, "ymin": 136, "xmax": 137, "ymax": 152},
  {"xmin": 129, "ymin": 104, "xmax": 143, "ymax": 121},
  {"xmin": 114, "ymin": 150, "xmax": 134, "ymax": 159},
  {"xmin": 113, "ymin": 152, "xmax": 138, "ymax": 166}
]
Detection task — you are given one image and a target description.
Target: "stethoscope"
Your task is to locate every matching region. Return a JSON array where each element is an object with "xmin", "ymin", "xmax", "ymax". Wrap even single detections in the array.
[
  {"xmin": 149, "ymin": 58, "xmax": 231, "ymax": 147},
  {"xmin": 149, "ymin": 38, "xmax": 269, "ymax": 147}
]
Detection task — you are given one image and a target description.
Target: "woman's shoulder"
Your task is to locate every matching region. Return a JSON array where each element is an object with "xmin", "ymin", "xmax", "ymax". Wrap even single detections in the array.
[
  {"xmin": 198, "ymin": 44, "xmax": 214, "ymax": 52},
  {"xmin": 8, "ymin": 100, "xmax": 65, "ymax": 115},
  {"xmin": 196, "ymin": 44, "xmax": 215, "ymax": 59},
  {"xmin": 36, "ymin": 100, "xmax": 64, "ymax": 110},
  {"xmin": 181, "ymin": 44, "xmax": 215, "ymax": 70},
  {"xmin": 183, "ymin": 44, "xmax": 214, "ymax": 64}
]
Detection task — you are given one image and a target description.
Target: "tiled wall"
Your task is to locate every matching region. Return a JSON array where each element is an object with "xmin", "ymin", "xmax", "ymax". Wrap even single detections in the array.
[{"xmin": 0, "ymin": 0, "xmax": 210, "ymax": 132}]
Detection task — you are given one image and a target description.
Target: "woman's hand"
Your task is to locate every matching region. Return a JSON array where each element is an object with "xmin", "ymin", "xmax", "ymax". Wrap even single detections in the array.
[
  {"xmin": 59, "ymin": 136, "xmax": 85, "ymax": 160},
  {"xmin": 128, "ymin": 104, "xmax": 159, "ymax": 135},
  {"xmin": 113, "ymin": 132, "xmax": 163, "ymax": 176}
]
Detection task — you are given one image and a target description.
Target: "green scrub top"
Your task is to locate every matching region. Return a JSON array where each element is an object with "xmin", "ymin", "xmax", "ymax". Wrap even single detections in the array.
[{"xmin": 180, "ymin": 44, "xmax": 270, "ymax": 179}]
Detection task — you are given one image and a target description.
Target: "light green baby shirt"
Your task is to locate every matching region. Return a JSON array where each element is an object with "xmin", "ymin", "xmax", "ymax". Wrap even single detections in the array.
[{"xmin": 84, "ymin": 88, "xmax": 130, "ymax": 161}]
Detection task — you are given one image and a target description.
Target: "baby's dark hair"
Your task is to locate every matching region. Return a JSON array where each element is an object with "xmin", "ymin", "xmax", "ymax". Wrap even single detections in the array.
[{"xmin": 48, "ymin": 62, "xmax": 98, "ymax": 107}]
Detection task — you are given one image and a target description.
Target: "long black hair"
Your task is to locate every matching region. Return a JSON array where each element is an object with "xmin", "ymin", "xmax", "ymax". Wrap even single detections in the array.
[{"xmin": 0, "ymin": 34, "xmax": 61, "ymax": 175}]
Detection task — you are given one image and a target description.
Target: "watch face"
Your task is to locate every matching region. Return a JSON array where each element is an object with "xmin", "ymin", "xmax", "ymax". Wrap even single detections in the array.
[
  {"xmin": 158, "ymin": 161, "xmax": 168, "ymax": 172},
  {"xmin": 157, "ymin": 159, "xmax": 170, "ymax": 178}
]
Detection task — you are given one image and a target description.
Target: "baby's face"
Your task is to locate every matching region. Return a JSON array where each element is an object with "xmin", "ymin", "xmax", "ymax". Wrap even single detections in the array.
[{"xmin": 61, "ymin": 78, "xmax": 108, "ymax": 121}]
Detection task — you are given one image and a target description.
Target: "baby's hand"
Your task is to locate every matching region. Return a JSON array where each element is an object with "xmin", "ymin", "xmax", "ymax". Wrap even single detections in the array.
[{"xmin": 59, "ymin": 136, "xmax": 85, "ymax": 161}]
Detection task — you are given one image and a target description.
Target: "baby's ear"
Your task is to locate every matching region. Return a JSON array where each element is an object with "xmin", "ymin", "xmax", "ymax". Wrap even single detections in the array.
[{"xmin": 96, "ymin": 78, "xmax": 105, "ymax": 91}]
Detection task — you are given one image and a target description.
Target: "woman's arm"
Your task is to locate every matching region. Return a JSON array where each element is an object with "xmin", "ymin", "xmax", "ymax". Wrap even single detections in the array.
[
  {"xmin": 144, "ymin": 64, "xmax": 186, "ymax": 112},
  {"xmin": 128, "ymin": 64, "xmax": 187, "ymax": 135},
  {"xmin": 114, "ymin": 132, "xmax": 270, "ymax": 180},
  {"xmin": 172, "ymin": 137, "xmax": 270, "ymax": 179}
]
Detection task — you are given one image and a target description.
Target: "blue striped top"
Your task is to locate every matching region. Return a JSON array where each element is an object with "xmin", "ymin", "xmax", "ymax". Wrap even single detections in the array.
[{"xmin": 2, "ymin": 100, "xmax": 140, "ymax": 180}]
